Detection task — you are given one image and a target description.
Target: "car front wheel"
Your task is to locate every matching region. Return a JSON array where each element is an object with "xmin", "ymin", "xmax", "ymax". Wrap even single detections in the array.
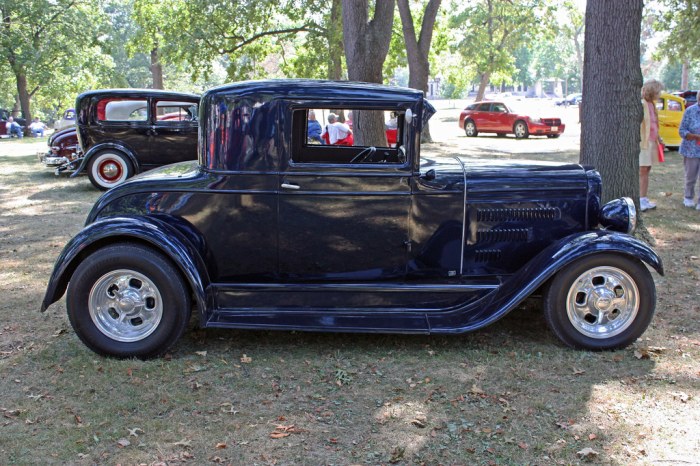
[
  {"xmin": 543, "ymin": 254, "xmax": 655, "ymax": 350},
  {"xmin": 66, "ymin": 243, "xmax": 191, "ymax": 359},
  {"xmin": 513, "ymin": 121, "xmax": 529, "ymax": 139},
  {"xmin": 464, "ymin": 120, "xmax": 478, "ymax": 137},
  {"xmin": 88, "ymin": 150, "xmax": 133, "ymax": 190}
]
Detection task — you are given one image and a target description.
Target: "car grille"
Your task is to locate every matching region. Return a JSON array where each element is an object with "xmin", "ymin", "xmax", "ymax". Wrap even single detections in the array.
[
  {"xmin": 477, "ymin": 228, "xmax": 531, "ymax": 243},
  {"xmin": 476, "ymin": 207, "xmax": 561, "ymax": 222},
  {"xmin": 542, "ymin": 118, "xmax": 561, "ymax": 126}
]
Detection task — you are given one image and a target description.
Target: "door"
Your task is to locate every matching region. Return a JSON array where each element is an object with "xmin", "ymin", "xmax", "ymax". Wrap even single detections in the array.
[
  {"xmin": 146, "ymin": 98, "xmax": 200, "ymax": 169},
  {"xmin": 278, "ymin": 107, "xmax": 411, "ymax": 281}
]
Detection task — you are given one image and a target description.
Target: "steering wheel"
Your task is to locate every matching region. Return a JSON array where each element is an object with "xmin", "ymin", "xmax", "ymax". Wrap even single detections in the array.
[{"xmin": 349, "ymin": 146, "xmax": 377, "ymax": 164}]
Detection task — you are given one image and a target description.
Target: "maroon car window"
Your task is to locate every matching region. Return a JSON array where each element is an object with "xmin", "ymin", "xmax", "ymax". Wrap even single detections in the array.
[{"xmin": 476, "ymin": 103, "xmax": 491, "ymax": 111}]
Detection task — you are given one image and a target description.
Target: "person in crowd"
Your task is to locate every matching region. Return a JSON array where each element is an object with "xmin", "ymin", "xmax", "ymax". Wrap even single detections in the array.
[
  {"xmin": 29, "ymin": 117, "xmax": 47, "ymax": 137},
  {"xmin": 639, "ymin": 79, "xmax": 664, "ymax": 211},
  {"xmin": 307, "ymin": 110, "xmax": 323, "ymax": 144},
  {"xmin": 5, "ymin": 117, "xmax": 23, "ymax": 138},
  {"xmin": 678, "ymin": 89, "xmax": 700, "ymax": 210},
  {"xmin": 322, "ymin": 113, "xmax": 353, "ymax": 145}
]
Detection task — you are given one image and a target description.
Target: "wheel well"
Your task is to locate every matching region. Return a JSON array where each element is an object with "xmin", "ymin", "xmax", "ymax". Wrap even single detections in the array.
[{"xmin": 56, "ymin": 237, "xmax": 194, "ymax": 309}]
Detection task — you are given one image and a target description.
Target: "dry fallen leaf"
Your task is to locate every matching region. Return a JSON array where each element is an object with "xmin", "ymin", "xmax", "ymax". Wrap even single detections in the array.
[
  {"xmin": 240, "ymin": 354, "xmax": 252, "ymax": 364},
  {"xmin": 577, "ymin": 447, "xmax": 599, "ymax": 460},
  {"xmin": 116, "ymin": 438, "xmax": 130, "ymax": 448},
  {"xmin": 670, "ymin": 391, "xmax": 691, "ymax": 403},
  {"xmin": 173, "ymin": 438, "xmax": 192, "ymax": 447},
  {"xmin": 588, "ymin": 433, "xmax": 597, "ymax": 440},
  {"xmin": 215, "ymin": 442, "xmax": 226, "ymax": 449},
  {"xmin": 573, "ymin": 367, "xmax": 586, "ymax": 375},
  {"xmin": 270, "ymin": 432, "xmax": 290, "ymax": 439},
  {"xmin": 469, "ymin": 384, "xmax": 485, "ymax": 396},
  {"xmin": 196, "ymin": 351, "xmax": 207, "ymax": 357}
]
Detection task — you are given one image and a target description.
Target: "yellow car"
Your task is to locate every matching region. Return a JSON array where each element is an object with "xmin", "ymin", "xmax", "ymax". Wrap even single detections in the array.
[{"xmin": 656, "ymin": 92, "xmax": 685, "ymax": 148}]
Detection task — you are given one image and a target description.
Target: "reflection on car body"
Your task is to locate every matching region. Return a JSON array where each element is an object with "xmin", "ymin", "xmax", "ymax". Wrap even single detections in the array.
[{"xmin": 41, "ymin": 80, "xmax": 662, "ymax": 359}]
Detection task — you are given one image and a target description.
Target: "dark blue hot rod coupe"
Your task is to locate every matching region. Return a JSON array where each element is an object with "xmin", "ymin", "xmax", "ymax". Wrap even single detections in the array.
[{"xmin": 42, "ymin": 80, "xmax": 663, "ymax": 358}]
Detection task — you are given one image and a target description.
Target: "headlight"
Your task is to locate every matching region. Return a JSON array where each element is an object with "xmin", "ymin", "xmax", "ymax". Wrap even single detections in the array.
[
  {"xmin": 600, "ymin": 197, "xmax": 636, "ymax": 234},
  {"xmin": 530, "ymin": 117, "xmax": 541, "ymax": 124}
]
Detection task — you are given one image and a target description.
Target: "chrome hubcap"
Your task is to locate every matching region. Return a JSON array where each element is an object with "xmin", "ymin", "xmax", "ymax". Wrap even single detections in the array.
[
  {"xmin": 101, "ymin": 162, "xmax": 119, "ymax": 179},
  {"xmin": 566, "ymin": 266, "xmax": 639, "ymax": 339},
  {"xmin": 88, "ymin": 269, "xmax": 163, "ymax": 342}
]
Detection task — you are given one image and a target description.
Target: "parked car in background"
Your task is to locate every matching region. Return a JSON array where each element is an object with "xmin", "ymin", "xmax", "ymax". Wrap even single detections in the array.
[
  {"xmin": 556, "ymin": 93, "xmax": 582, "ymax": 106},
  {"xmin": 41, "ymin": 80, "xmax": 661, "ymax": 359},
  {"xmin": 672, "ymin": 90, "xmax": 698, "ymax": 107},
  {"xmin": 459, "ymin": 101, "xmax": 565, "ymax": 139},
  {"xmin": 656, "ymin": 92, "xmax": 686, "ymax": 149},
  {"xmin": 37, "ymin": 127, "xmax": 81, "ymax": 170},
  {"xmin": 66, "ymin": 89, "xmax": 199, "ymax": 189},
  {"xmin": 54, "ymin": 108, "xmax": 76, "ymax": 131}
]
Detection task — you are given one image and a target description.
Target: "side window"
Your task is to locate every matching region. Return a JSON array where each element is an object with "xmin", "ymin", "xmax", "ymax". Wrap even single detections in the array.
[
  {"xmin": 476, "ymin": 103, "xmax": 491, "ymax": 111},
  {"xmin": 492, "ymin": 103, "xmax": 506, "ymax": 113},
  {"xmin": 667, "ymin": 100, "xmax": 682, "ymax": 112},
  {"xmin": 155, "ymin": 100, "xmax": 199, "ymax": 122},
  {"xmin": 97, "ymin": 99, "xmax": 148, "ymax": 122},
  {"xmin": 292, "ymin": 108, "xmax": 406, "ymax": 165}
]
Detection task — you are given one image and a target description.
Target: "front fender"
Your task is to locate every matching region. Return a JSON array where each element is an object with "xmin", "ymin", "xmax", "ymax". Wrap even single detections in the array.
[
  {"xmin": 70, "ymin": 142, "xmax": 139, "ymax": 178},
  {"xmin": 431, "ymin": 230, "xmax": 663, "ymax": 332},
  {"xmin": 41, "ymin": 216, "xmax": 209, "ymax": 316}
]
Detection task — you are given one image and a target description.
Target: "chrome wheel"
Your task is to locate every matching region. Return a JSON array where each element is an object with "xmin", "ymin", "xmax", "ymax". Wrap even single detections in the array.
[
  {"xmin": 514, "ymin": 121, "xmax": 528, "ymax": 139},
  {"xmin": 465, "ymin": 121, "xmax": 477, "ymax": 137},
  {"xmin": 565, "ymin": 266, "xmax": 639, "ymax": 339},
  {"xmin": 88, "ymin": 151, "xmax": 131, "ymax": 190},
  {"xmin": 88, "ymin": 269, "xmax": 163, "ymax": 342}
]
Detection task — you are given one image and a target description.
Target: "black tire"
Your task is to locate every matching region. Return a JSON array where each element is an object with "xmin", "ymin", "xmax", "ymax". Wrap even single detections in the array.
[
  {"xmin": 66, "ymin": 243, "xmax": 191, "ymax": 359},
  {"xmin": 543, "ymin": 254, "xmax": 655, "ymax": 350},
  {"xmin": 513, "ymin": 120, "xmax": 529, "ymax": 139},
  {"xmin": 464, "ymin": 120, "xmax": 478, "ymax": 137},
  {"xmin": 87, "ymin": 150, "xmax": 133, "ymax": 190},
  {"xmin": 496, "ymin": 133, "xmax": 507, "ymax": 138}
]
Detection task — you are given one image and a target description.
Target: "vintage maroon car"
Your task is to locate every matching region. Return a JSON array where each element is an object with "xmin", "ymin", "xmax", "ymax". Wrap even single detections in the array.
[
  {"xmin": 459, "ymin": 101, "xmax": 565, "ymax": 139},
  {"xmin": 37, "ymin": 127, "xmax": 81, "ymax": 170}
]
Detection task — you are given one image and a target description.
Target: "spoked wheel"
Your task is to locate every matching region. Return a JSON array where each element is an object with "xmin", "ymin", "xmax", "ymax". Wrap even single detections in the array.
[
  {"xmin": 513, "ymin": 121, "xmax": 529, "ymax": 139},
  {"xmin": 464, "ymin": 120, "xmax": 478, "ymax": 137},
  {"xmin": 66, "ymin": 243, "xmax": 191, "ymax": 359},
  {"xmin": 88, "ymin": 151, "xmax": 132, "ymax": 190},
  {"xmin": 544, "ymin": 254, "xmax": 655, "ymax": 350}
]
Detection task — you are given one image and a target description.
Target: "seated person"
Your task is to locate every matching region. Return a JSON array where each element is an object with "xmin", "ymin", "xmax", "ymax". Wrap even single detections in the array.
[
  {"xmin": 5, "ymin": 117, "xmax": 23, "ymax": 138},
  {"xmin": 307, "ymin": 110, "xmax": 323, "ymax": 144},
  {"xmin": 321, "ymin": 113, "xmax": 353, "ymax": 145},
  {"xmin": 29, "ymin": 117, "xmax": 47, "ymax": 137}
]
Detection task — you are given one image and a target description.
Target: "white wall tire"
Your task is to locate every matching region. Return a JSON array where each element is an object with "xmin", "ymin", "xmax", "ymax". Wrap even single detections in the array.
[{"xmin": 88, "ymin": 151, "xmax": 132, "ymax": 190}]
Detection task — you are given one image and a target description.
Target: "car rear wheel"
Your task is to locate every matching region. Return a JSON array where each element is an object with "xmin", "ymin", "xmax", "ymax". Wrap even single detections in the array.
[
  {"xmin": 513, "ymin": 121, "xmax": 529, "ymax": 139},
  {"xmin": 464, "ymin": 120, "xmax": 478, "ymax": 137},
  {"xmin": 88, "ymin": 150, "xmax": 133, "ymax": 190},
  {"xmin": 66, "ymin": 243, "xmax": 191, "ymax": 359},
  {"xmin": 543, "ymin": 254, "xmax": 655, "ymax": 350}
]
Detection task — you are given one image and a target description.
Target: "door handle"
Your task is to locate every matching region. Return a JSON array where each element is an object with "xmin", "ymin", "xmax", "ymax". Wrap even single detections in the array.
[{"xmin": 281, "ymin": 183, "xmax": 300, "ymax": 190}]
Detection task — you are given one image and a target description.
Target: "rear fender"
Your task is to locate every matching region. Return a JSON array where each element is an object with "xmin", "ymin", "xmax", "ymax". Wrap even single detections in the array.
[
  {"xmin": 70, "ymin": 143, "xmax": 139, "ymax": 178},
  {"xmin": 41, "ymin": 216, "xmax": 209, "ymax": 321},
  {"xmin": 430, "ymin": 230, "xmax": 663, "ymax": 331}
]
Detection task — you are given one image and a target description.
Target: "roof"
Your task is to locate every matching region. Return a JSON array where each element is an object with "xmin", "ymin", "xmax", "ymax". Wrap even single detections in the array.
[{"xmin": 203, "ymin": 79, "xmax": 424, "ymax": 104}]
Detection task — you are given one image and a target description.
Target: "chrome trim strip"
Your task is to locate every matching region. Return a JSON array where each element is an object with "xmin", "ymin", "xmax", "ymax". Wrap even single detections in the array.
[{"xmin": 451, "ymin": 155, "xmax": 468, "ymax": 276}]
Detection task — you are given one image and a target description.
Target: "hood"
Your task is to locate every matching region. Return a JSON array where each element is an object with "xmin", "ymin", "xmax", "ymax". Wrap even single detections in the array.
[{"xmin": 420, "ymin": 155, "xmax": 588, "ymax": 195}]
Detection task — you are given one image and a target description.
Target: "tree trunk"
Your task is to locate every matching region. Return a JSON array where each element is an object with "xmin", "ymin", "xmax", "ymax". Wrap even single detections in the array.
[
  {"xmin": 681, "ymin": 60, "xmax": 689, "ymax": 90},
  {"xmin": 15, "ymin": 69, "xmax": 32, "ymax": 124},
  {"xmin": 580, "ymin": 0, "xmax": 643, "ymax": 205},
  {"xmin": 397, "ymin": 0, "xmax": 440, "ymax": 143},
  {"xmin": 476, "ymin": 72, "xmax": 490, "ymax": 102},
  {"xmin": 151, "ymin": 47, "xmax": 164, "ymax": 89},
  {"xmin": 342, "ymin": 0, "xmax": 395, "ymax": 146},
  {"xmin": 327, "ymin": 0, "xmax": 343, "ymax": 80}
]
